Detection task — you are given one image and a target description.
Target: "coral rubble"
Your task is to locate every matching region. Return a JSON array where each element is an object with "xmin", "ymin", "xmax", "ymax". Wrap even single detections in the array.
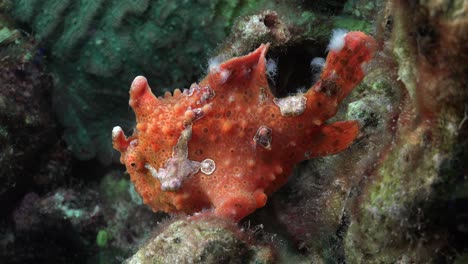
[{"xmin": 125, "ymin": 217, "xmax": 275, "ymax": 264}]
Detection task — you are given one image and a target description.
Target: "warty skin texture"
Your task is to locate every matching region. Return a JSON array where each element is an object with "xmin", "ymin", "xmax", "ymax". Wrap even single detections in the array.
[{"xmin": 113, "ymin": 31, "xmax": 376, "ymax": 222}]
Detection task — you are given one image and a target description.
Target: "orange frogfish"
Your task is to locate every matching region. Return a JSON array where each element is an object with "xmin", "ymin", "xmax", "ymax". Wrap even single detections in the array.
[{"xmin": 112, "ymin": 31, "xmax": 376, "ymax": 222}]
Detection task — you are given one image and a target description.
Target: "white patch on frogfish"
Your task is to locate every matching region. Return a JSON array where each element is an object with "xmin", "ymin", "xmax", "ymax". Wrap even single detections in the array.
[
  {"xmin": 273, "ymin": 93, "xmax": 307, "ymax": 116},
  {"xmin": 146, "ymin": 125, "xmax": 200, "ymax": 191},
  {"xmin": 328, "ymin": 29, "xmax": 348, "ymax": 52}
]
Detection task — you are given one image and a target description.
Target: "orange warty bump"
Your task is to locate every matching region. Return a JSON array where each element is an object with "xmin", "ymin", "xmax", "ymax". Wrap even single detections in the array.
[{"xmin": 112, "ymin": 31, "xmax": 376, "ymax": 222}]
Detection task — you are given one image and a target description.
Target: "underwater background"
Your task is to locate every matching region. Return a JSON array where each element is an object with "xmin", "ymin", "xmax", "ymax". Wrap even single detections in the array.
[{"xmin": 0, "ymin": 0, "xmax": 467, "ymax": 263}]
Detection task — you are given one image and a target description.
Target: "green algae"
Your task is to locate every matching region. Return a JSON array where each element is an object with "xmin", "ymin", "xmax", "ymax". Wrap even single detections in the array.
[
  {"xmin": 0, "ymin": 26, "xmax": 18, "ymax": 44},
  {"xmin": 334, "ymin": 17, "xmax": 373, "ymax": 33},
  {"xmin": 96, "ymin": 229, "xmax": 109, "ymax": 248}
]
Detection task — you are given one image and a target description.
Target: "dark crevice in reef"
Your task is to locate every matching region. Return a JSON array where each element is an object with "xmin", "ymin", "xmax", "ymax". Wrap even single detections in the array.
[
  {"xmin": 266, "ymin": 40, "xmax": 328, "ymax": 98},
  {"xmin": 332, "ymin": 213, "xmax": 350, "ymax": 264},
  {"xmin": 435, "ymin": 127, "xmax": 468, "ymax": 257},
  {"xmin": 70, "ymin": 157, "xmax": 108, "ymax": 184}
]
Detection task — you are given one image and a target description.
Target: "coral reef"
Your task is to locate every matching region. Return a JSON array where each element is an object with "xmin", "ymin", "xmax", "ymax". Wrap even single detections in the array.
[
  {"xmin": 97, "ymin": 171, "xmax": 165, "ymax": 254},
  {"xmin": 6, "ymin": 0, "xmax": 271, "ymax": 163},
  {"xmin": 1, "ymin": 171, "xmax": 163, "ymax": 263},
  {"xmin": 112, "ymin": 32, "xmax": 376, "ymax": 221},
  {"xmin": 218, "ymin": 5, "xmax": 375, "ymax": 99},
  {"xmin": 125, "ymin": 216, "xmax": 275, "ymax": 264},
  {"xmin": 233, "ymin": 0, "xmax": 467, "ymax": 262},
  {"xmin": 0, "ymin": 8, "xmax": 70, "ymax": 211},
  {"xmin": 0, "ymin": 1, "xmax": 380, "ymax": 262},
  {"xmin": 343, "ymin": 0, "xmax": 468, "ymax": 262},
  {"xmin": 219, "ymin": 7, "xmax": 374, "ymax": 59},
  {"xmin": 6, "ymin": 0, "xmax": 374, "ymax": 163},
  {"xmin": 2, "ymin": 0, "xmax": 466, "ymax": 263},
  {"xmin": 6, "ymin": 189, "xmax": 102, "ymax": 262},
  {"xmin": 270, "ymin": 36, "xmax": 401, "ymax": 258}
]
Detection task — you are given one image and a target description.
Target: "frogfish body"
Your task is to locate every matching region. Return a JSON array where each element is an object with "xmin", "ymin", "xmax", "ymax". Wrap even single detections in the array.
[{"xmin": 112, "ymin": 31, "xmax": 376, "ymax": 222}]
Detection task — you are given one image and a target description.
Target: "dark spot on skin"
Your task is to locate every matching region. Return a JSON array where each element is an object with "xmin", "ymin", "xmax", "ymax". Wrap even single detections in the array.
[
  {"xmin": 333, "ymin": 140, "xmax": 340, "ymax": 147},
  {"xmin": 334, "ymin": 126, "xmax": 344, "ymax": 133},
  {"xmin": 131, "ymin": 163, "xmax": 136, "ymax": 167},
  {"xmin": 254, "ymin": 126, "xmax": 272, "ymax": 150},
  {"xmin": 195, "ymin": 149, "xmax": 203, "ymax": 155},
  {"xmin": 226, "ymin": 111, "xmax": 231, "ymax": 117},
  {"xmin": 215, "ymin": 113, "xmax": 221, "ymax": 118},
  {"xmin": 343, "ymin": 70, "xmax": 353, "ymax": 81},
  {"xmin": 319, "ymin": 79, "xmax": 339, "ymax": 96},
  {"xmin": 332, "ymin": 57, "xmax": 338, "ymax": 65},
  {"xmin": 203, "ymin": 127, "xmax": 208, "ymax": 133}
]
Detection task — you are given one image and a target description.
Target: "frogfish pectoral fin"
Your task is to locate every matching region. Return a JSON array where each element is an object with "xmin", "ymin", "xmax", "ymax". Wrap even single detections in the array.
[
  {"xmin": 306, "ymin": 120, "xmax": 359, "ymax": 158},
  {"xmin": 320, "ymin": 31, "xmax": 377, "ymax": 103}
]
